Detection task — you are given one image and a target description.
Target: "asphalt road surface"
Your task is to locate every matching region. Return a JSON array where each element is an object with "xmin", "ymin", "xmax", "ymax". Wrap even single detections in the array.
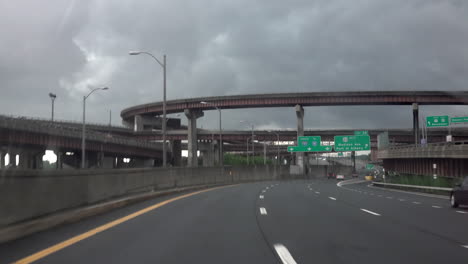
[{"xmin": 2, "ymin": 178, "xmax": 468, "ymax": 264}]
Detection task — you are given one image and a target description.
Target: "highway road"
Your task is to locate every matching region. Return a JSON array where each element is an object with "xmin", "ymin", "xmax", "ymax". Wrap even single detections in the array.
[{"xmin": 1, "ymin": 179, "xmax": 468, "ymax": 264}]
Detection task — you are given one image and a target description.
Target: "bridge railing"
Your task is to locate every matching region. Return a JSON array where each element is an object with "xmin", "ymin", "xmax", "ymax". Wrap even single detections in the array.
[
  {"xmin": 0, "ymin": 115, "xmax": 162, "ymax": 150},
  {"xmin": 0, "ymin": 114, "xmax": 129, "ymax": 129}
]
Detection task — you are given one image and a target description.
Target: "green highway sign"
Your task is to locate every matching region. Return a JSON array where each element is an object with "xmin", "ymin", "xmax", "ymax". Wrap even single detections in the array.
[
  {"xmin": 287, "ymin": 136, "xmax": 333, "ymax": 152},
  {"xmin": 426, "ymin": 115, "xmax": 449, "ymax": 127},
  {"xmin": 354, "ymin": 131, "xmax": 369, "ymax": 136},
  {"xmin": 451, "ymin": 116, "xmax": 468, "ymax": 123},
  {"xmin": 334, "ymin": 135, "xmax": 370, "ymax": 151},
  {"xmin": 366, "ymin": 164, "xmax": 375, "ymax": 170}
]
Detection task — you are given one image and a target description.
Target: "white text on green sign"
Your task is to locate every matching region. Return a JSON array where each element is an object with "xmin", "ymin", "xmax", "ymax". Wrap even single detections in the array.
[
  {"xmin": 354, "ymin": 131, "xmax": 369, "ymax": 136},
  {"xmin": 287, "ymin": 136, "xmax": 333, "ymax": 152},
  {"xmin": 334, "ymin": 135, "xmax": 370, "ymax": 151},
  {"xmin": 451, "ymin": 117, "xmax": 468, "ymax": 123},
  {"xmin": 426, "ymin": 116, "xmax": 449, "ymax": 127}
]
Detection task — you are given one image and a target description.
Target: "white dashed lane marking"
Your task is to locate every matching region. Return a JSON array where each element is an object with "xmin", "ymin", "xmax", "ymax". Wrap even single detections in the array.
[
  {"xmin": 413, "ymin": 202, "xmax": 421, "ymax": 204},
  {"xmin": 274, "ymin": 244, "xmax": 297, "ymax": 264},
  {"xmin": 360, "ymin": 208, "xmax": 381, "ymax": 216},
  {"xmin": 260, "ymin": 207, "xmax": 268, "ymax": 215},
  {"xmin": 432, "ymin": 205, "xmax": 442, "ymax": 209},
  {"xmin": 315, "ymin": 191, "xmax": 320, "ymax": 194},
  {"xmin": 329, "ymin": 197, "xmax": 337, "ymax": 201},
  {"xmin": 259, "ymin": 195, "xmax": 264, "ymax": 199}
]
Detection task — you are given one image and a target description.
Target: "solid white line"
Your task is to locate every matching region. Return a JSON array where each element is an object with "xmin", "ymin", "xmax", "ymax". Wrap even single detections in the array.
[
  {"xmin": 412, "ymin": 201, "xmax": 421, "ymax": 204},
  {"xmin": 274, "ymin": 244, "xmax": 297, "ymax": 264},
  {"xmin": 367, "ymin": 183, "xmax": 449, "ymax": 200},
  {"xmin": 432, "ymin": 205, "xmax": 442, "ymax": 209},
  {"xmin": 259, "ymin": 195, "xmax": 264, "ymax": 199},
  {"xmin": 360, "ymin": 208, "xmax": 381, "ymax": 216},
  {"xmin": 456, "ymin": 210, "xmax": 467, "ymax": 214},
  {"xmin": 329, "ymin": 197, "xmax": 337, "ymax": 201},
  {"xmin": 462, "ymin": 245, "xmax": 468, "ymax": 249},
  {"xmin": 260, "ymin": 207, "xmax": 267, "ymax": 215}
]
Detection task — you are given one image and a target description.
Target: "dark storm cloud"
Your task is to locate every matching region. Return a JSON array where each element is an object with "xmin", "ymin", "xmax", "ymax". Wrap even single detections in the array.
[{"xmin": 0, "ymin": 0, "xmax": 467, "ymax": 129}]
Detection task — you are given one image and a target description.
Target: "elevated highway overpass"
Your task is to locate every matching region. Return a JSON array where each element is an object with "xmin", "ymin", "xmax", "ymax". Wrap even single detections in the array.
[
  {"xmin": 122, "ymin": 91, "xmax": 468, "ymax": 167},
  {"xmin": 0, "ymin": 115, "xmax": 164, "ymax": 169}
]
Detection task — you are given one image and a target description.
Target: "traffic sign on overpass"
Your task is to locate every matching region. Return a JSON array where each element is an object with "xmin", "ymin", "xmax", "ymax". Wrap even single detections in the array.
[
  {"xmin": 334, "ymin": 135, "xmax": 370, "ymax": 151},
  {"xmin": 287, "ymin": 136, "xmax": 332, "ymax": 152},
  {"xmin": 451, "ymin": 116, "xmax": 468, "ymax": 124},
  {"xmin": 354, "ymin": 131, "xmax": 369, "ymax": 136},
  {"xmin": 426, "ymin": 115, "xmax": 449, "ymax": 127}
]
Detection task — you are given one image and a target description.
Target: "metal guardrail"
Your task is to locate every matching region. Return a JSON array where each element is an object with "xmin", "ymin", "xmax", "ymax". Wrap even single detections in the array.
[
  {"xmin": 372, "ymin": 181, "xmax": 452, "ymax": 192},
  {"xmin": 0, "ymin": 115, "xmax": 163, "ymax": 150}
]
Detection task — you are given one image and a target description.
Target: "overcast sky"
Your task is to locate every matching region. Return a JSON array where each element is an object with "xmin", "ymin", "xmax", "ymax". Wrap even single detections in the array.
[{"xmin": 1, "ymin": 0, "xmax": 468, "ymax": 130}]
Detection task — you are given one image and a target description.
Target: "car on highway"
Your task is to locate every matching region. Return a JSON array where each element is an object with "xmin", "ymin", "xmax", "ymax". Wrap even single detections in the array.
[
  {"xmin": 450, "ymin": 176, "xmax": 468, "ymax": 208},
  {"xmin": 336, "ymin": 174, "xmax": 345, "ymax": 180}
]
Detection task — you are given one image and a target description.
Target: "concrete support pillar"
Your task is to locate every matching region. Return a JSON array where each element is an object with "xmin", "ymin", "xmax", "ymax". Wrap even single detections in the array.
[
  {"xmin": 199, "ymin": 141, "xmax": 214, "ymax": 167},
  {"xmin": 171, "ymin": 140, "xmax": 182, "ymax": 167},
  {"xmin": 32, "ymin": 151, "xmax": 44, "ymax": 169},
  {"xmin": 54, "ymin": 150, "xmax": 63, "ymax": 169},
  {"xmin": 213, "ymin": 140, "xmax": 220, "ymax": 166},
  {"xmin": 134, "ymin": 114, "xmax": 144, "ymax": 132},
  {"xmin": 10, "ymin": 152, "xmax": 18, "ymax": 168},
  {"xmin": 144, "ymin": 159, "xmax": 155, "ymax": 167},
  {"xmin": 101, "ymin": 156, "xmax": 115, "ymax": 169},
  {"xmin": 15, "ymin": 149, "xmax": 35, "ymax": 169},
  {"xmin": 412, "ymin": 103, "xmax": 420, "ymax": 145},
  {"xmin": 295, "ymin": 104, "xmax": 305, "ymax": 174},
  {"xmin": 0, "ymin": 150, "xmax": 6, "ymax": 169},
  {"xmin": 370, "ymin": 147, "xmax": 378, "ymax": 161},
  {"xmin": 184, "ymin": 109, "xmax": 204, "ymax": 167}
]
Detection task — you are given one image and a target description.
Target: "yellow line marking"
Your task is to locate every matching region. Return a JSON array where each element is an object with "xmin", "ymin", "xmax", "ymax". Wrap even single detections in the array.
[{"xmin": 13, "ymin": 186, "xmax": 226, "ymax": 264}]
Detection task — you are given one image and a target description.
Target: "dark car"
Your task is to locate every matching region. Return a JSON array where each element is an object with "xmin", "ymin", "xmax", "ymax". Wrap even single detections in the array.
[{"xmin": 450, "ymin": 176, "xmax": 468, "ymax": 208}]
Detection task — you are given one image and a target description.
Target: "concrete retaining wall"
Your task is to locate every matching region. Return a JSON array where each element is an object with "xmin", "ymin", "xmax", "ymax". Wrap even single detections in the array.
[{"xmin": 0, "ymin": 165, "xmax": 289, "ymax": 228}]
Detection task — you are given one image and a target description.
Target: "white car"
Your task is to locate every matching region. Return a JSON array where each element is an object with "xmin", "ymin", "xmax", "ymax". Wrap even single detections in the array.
[{"xmin": 336, "ymin": 174, "xmax": 345, "ymax": 180}]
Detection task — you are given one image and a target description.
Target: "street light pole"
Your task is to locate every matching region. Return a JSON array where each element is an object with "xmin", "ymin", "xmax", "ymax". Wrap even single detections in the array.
[
  {"xmin": 49, "ymin": 93, "xmax": 56, "ymax": 121},
  {"xmin": 268, "ymin": 131, "xmax": 280, "ymax": 165},
  {"xmin": 240, "ymin": 120, "xmax": 255, "ymax": 165},
  {"xmin": 129, "ymin": 51, "xmax": 167, "ymax": 168},
  {"xmin": 81, "ymin": 87, "xmax": 109, "ymax": 169}
]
